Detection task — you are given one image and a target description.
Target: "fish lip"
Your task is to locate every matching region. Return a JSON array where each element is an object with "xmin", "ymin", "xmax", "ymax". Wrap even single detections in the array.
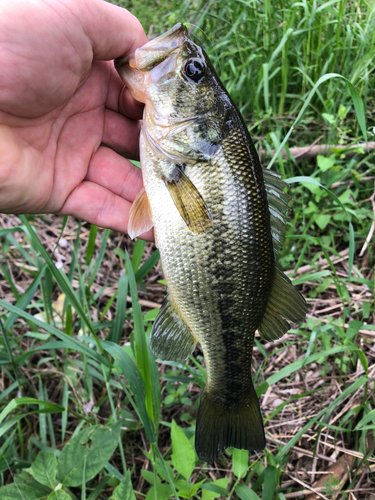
[
  {"xmin": 114, "ymin": 53, "xmax": 136, "ymax": 73},
  {"xmin": 138, "ymin": 23, "xmax": 188, "ymax": 52},
  {"xmin": 115, "ymin": 23, "xmax": 191, "ymax": 96},
  {"xmin": 114, "ymin": 55, "xmax": 146, "ymax": 103},
  {"xmin": 115, "ymin": 24, "xmax": 188, "ymax": 71},
  {"xmin": 135, "ymin": 23, "xmax": 189, "ymax": 71}
]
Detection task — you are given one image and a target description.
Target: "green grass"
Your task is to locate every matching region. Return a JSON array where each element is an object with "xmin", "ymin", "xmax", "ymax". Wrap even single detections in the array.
[
  {"xmin": 121, "ymin": 0, "xmax": 375, "ymax": 141},
  {"xmin": 1, "ymin": 0, "xmax": 375, "ymax": 498}
]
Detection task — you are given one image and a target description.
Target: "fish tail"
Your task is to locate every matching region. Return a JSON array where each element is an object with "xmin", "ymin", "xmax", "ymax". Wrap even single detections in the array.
[{"xmin": 195, "ymin": 383, "xmax": 265, "ymax": 462}]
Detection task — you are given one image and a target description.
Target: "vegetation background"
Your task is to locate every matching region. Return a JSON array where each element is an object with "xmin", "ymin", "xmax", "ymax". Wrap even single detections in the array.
[{"xmin": 0, "ymin": 0, "xmax": 374, "ymax": 499}]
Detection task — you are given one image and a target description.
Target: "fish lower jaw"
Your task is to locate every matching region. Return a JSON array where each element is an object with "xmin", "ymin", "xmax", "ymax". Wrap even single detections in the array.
[{"xmin": 115, "ymin": 61, "xmax": 146, "ymax": 103}]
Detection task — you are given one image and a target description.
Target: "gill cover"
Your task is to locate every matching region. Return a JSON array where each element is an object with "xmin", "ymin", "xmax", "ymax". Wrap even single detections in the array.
[{"xmin": 118, "ymin": 24, "xmax": 216, "ymax": 236}]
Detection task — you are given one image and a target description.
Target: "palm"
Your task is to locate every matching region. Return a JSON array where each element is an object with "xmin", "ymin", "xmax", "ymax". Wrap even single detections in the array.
[{"xmin": 3, "ymin": 62, "xmax": 112, "ymax": 212}]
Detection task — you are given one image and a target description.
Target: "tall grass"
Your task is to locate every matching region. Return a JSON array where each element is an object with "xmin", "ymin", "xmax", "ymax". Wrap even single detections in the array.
[
  {"xmin": 0, "ymin": 0, "xmax": 374, "ymax": 498},
  {"xmin": 123, "ymin": 0, "xmax": 375, "ymax": 138}
]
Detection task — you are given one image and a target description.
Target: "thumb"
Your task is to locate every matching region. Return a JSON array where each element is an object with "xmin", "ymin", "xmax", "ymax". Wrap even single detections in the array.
[{"xmin": 79, "ymin": 0, "xmax": 148, "ymax": 60}]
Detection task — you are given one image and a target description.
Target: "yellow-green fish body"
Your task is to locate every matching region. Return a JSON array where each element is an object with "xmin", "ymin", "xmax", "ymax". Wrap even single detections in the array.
[{"xmin": 115, "ymin": 24, "xmax": 306, "ymax": 461}]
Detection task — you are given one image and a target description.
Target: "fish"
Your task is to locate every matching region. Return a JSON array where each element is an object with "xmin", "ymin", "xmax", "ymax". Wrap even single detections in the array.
[{"xmin": 115, "ymin": 23, "xmax": 307, "ymax": 462}]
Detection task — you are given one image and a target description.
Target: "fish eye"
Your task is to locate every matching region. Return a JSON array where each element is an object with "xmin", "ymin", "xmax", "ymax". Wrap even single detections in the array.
[{"xmin": 183, "ymin": 59, "xmax": 206, "ymax": 83}]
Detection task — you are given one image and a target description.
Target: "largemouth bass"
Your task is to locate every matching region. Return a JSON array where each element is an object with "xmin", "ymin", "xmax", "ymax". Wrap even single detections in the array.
[{"xmin": 115, "ymin": 23, "xmax": 306, "ymax": 462}]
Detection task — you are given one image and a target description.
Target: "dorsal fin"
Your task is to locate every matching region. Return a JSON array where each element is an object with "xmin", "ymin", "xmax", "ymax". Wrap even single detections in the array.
[
  {"xmin": 263, "ymin": 168, "xmax": 290, "ymax": 252},
  {"xmin": 258, "ymin": 262, "xmax": 307, "ymax": 341},
  {"xmin": 259, "ymin": 168, "xmax": 307, "ymax": 340}
]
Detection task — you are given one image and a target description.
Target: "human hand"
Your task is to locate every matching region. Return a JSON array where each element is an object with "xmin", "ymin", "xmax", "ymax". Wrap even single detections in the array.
[{"xmin": 0, "ymin": 0, "xmax": 153, "ymax": 240}]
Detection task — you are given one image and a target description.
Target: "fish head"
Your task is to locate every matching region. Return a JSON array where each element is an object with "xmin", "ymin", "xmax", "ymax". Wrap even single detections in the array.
[{"xmin": 115, "ymin": 23, "xmax": 219, "ymax": 124}]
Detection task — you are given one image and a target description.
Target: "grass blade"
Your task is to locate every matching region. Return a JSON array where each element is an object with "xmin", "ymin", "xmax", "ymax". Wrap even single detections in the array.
[
  {"xmin": 110, "ymin": 274, "xmax": 128, "ymax": 344},
  {"xmin": 124, "ymin": 251, "xmax": 154, "ymax": 422},
  {"xmin": 102, "ymin": 341, "xmax": 155, "ymax": 443},
  {"xmin": 86, "ymin": 224, "xmax": 98, "ymax": 266}
]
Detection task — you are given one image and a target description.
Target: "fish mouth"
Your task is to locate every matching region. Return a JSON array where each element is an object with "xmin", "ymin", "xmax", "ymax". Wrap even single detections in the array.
[
  {"xmin": 115, "ymin": 23, "xmax": 190, "ymax": 103},
  {"xmin": 115, "ymin": 23, "xmax": 188, "ymax": 74},
  {"xmin": 114, "ymin": 55, "xmax": 146, "ymax": 103},
  {"xmin": 135, "ymin": 23, "xmax": 188, "ymax": 71}
]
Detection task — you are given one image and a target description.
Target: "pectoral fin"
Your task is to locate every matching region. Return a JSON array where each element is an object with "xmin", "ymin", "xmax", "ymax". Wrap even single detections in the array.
[
  {"xmin": 163, "ymin": 166, "xmax": 212, "ymax": 233},
  {"xmin": 128, "ymin": 188, "xmax": 154, "ymax": 240}
]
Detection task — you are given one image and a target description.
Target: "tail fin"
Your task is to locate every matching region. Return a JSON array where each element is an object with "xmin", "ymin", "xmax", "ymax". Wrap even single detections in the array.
[{"xmin": 195, "ymin": 383, "xmax": 265, "ymax": 462}]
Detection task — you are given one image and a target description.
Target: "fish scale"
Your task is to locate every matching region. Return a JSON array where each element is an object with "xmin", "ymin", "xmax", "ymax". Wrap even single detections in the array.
[{"xmin": 115, "ymin": 23, "xmax": 307, "ymax": 461}]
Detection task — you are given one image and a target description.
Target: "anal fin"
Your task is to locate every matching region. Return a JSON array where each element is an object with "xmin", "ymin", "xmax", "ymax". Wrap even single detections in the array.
[
  {"xmin": 258, "ymin": 262, "xmax": 307, "ymax": 342},
  {"xmin": 150, "ymin": 294, "xmax": 197, "ymax": 362}
]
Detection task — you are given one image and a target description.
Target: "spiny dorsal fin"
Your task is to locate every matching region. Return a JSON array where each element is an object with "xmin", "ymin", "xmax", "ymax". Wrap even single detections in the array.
[
  {"xmin": 163, "ymin": 166, "xmax": 212, "ymax": 233},
  {"xmin": 150, "ymin": 294, "xmax": 197, "ymax": 362},
  {"xmin": 263, "ymin": 168, "xmax": 290, "ymax": 253},
  {"xmin": 128, "ymin": 187, "xmax": 154, "ymax": 240}
]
